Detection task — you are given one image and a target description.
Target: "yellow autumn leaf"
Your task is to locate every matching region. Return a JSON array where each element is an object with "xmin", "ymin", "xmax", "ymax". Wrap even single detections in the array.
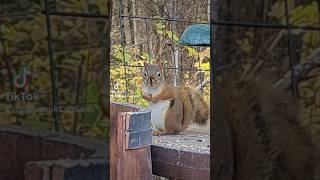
[{"xmin": 199, "ymin": 48, "xmax": 210, "ymax": 62}]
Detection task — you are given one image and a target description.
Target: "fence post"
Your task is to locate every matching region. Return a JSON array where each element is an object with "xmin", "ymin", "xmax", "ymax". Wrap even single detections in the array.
[{"xmin": 110, "ymin": 105, "xmax": 152, "ymax": 180}]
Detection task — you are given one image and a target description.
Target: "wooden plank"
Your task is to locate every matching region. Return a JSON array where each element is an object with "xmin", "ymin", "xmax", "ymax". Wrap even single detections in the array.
[
  {"xmin": 126, "ymin": 129, "xmax": 152, "ymax": 150},
  {"xmin": 110, "ymin": 103, "xmax": 152, "ymax": 180}
]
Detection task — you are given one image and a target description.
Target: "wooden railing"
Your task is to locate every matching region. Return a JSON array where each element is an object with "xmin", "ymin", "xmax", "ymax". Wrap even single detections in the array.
[{"xmin": 0, "ymin": 125, "xmax": 108, "ymax": 180}]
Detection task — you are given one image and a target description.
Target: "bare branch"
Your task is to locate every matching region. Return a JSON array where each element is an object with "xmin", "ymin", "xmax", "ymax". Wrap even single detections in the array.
[
  {"xmin": 274, "ymin": 47, "xmax": 320, "ymax": 90},
  {"xmin": 196, "ymin": 79, "xmax": 210, "ymax": 91}
]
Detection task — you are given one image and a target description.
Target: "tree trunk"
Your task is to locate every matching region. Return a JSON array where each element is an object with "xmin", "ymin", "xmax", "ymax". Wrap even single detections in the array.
[{"xmin": 132, "ymin": 0, "xmax": 138, "ymax": 45}]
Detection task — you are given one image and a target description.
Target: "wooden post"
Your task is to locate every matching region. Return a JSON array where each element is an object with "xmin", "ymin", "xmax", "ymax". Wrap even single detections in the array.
[{"xmin": 110, "ymin": 103, "xmax": 152, "ymax": 180}]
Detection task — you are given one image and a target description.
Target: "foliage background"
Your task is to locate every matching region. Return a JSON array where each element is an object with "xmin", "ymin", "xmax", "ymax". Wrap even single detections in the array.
[
  {"xmin": 215, "ymin": 0, "xmax": 320, "ymax": 146},
  {"xmin": 0, "ymin": 0, "xmax": 110, "ymax": 140}
]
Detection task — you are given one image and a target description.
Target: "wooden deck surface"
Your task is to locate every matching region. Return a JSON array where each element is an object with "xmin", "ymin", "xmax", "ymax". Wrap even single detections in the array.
[
  {"xmin": 151, "ymin": 121, "xmax": 210, "ymax": 180},
  {"xmin": 152, "ymin": 121, "xmax": 210, "ymax": 154}
]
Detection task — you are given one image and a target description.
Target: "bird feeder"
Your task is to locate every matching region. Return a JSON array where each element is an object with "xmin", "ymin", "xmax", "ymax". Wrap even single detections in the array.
[{"xmin": 179, "ymin": 24, "xmax": 210, "ymax": 47}]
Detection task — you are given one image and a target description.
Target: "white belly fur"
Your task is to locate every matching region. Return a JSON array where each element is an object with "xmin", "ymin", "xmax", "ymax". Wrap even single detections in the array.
[
  {"xmin": 143, "ymin": 85, "xmax": 163, "ymax": 96},
  {"xmin": 150, "ymin": 100, "xmax": 171, "ymax": 131}
]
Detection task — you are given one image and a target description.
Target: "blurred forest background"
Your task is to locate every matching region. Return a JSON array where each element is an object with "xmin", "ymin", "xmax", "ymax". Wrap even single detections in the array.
[
  {"xmin": 214, "ymin": 0, "xmax": 320, "ymax": 146},
  {"xmin": 0, "ymin": 0, "xmax": 110, "ymax": 139}
]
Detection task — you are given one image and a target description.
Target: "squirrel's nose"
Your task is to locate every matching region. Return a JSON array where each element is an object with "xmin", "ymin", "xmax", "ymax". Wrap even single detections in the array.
[{"xmin": 149, "ymin": 78, "xmax": 154, "ymax": 84}]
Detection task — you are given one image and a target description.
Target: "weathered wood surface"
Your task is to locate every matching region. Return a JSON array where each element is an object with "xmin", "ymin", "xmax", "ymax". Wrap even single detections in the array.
[
  {"xmin": 25, "ymin": 159, "xmax": 108, "ymax": 180},
  {"xmin": 152, "ymin": 134, "xmax": 210, "ymax": 180},
  {"xmin": 153, "ymin": 134, "xmax": 209, "ymax": 154},
  {"xmin": 0, "ymin": 125, "xmax": 107, "ymax": 180},
  {"xmin": 110, "ymin": 102, "xmax": 153, "ymax": 180}
]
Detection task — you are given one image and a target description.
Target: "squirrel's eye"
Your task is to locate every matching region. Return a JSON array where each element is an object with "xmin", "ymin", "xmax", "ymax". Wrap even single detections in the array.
[
  {"xmin": 144, "ymin": 72, "xmax": 147, "ymax": 76},
  {"xmin": 157, "ymin": 71, "xmax": 161, "ymax": 77}
]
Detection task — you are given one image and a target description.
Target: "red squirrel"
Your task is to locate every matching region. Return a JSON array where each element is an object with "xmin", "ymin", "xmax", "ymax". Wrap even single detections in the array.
[{"xmin": 141, "ymin": 62, "xmax": 209, "ymax": 136}]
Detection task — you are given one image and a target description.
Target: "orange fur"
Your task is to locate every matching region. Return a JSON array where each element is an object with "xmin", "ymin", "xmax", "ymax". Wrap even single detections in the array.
[{"xmin": 216, "ymin": 70, "xmax": 317, "ymax": 180}]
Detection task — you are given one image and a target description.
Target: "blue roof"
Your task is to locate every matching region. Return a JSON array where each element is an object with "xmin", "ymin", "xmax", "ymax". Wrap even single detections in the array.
[{"xmin": 179, "ymin": 24, "xmax": 210, "ymax": 46}]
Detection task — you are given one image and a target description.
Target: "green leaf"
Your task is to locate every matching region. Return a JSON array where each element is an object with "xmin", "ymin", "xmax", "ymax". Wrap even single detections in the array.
[
  {"xmin": 63, "ymin": 20, "xmax": 75, "ymax": 27},
  {"xmin": 29, "ymin": 115, "xmax": 49, "ymax": 130},
  {"xmin": 156, "ymin": 22, "xmax": 166, "ymax": 30},
  {"xmin": 166, "ymin": 31, "xmax": 179, "ymax": 42},
  {"xmin": 186, "ymin": 47, "xmax": 198, "ymax": 57},
  {"xmin": 83, "ymin": 104, "xmax": 100, "ymax": 125},
  {"xmin": 135, "ymin": 88, "xmax": 141, "ymax": 97},
  {"xmin": 268, "ymin": 1, "xmax": 285, "ymax": 19},
  {"xmin": 82, "ymin": 82, "xmax": 101, "ymax": 125},
  {"xmin": 86, "ymin": 83, "xmax": 99, "ymax": 103},
  {"xmin": 140, "ymin": 52, "xmax": 152, "ymax": 61},
  {"xmin": 156, "ymin": 29, "xmax": 164, "ymax": 35},
  {"xmin": 56, "ymin": 64, "xmax": 77, "ymax": 71}
]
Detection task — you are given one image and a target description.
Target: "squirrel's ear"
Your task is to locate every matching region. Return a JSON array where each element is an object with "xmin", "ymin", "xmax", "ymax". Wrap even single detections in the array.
[
  {"xmin": 158, "ymin": 62, "xmax": 164, "ymax": 70},
  {"xmin": 143, "ymin": 62, "xmax": 148, "ymax": 68}
]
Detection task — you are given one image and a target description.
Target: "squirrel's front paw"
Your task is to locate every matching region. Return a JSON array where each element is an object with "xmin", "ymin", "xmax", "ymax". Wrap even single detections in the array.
[
  {"xmin": 152, "ymin": 129, "xmax": 175, "ymax": 136},
  {"xmin": 146, "ymin": 94, "xmax": 152, "ymax": 100},
  {"xmin": 152, "ymin": 130, "xmax": 165, "ymax": 136},
  {"xmin": 142, "ymin": 92, "xmax": 152, "ymax": 100}
]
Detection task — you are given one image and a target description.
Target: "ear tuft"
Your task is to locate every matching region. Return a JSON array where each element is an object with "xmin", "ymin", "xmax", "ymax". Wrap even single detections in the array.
[
  {"xmin": 158, "ymin": 62, "xmax": 164, "ymax": 70},
  {"xmin": 144, "ymin": 62, "xmax": 148, "ymax": 68}
]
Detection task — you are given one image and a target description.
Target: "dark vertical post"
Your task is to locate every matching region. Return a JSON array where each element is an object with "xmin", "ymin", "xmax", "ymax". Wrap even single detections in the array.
[
  {"xmin": 284, "ymin": 0, "xmax": 299, "ymax": 98},
  {"xmin": 144, "ymin": 18, "xmax": 151, "ymax": 61},
  {"xmin": 44, "ymin": 0, "xmax": 62, "ymax": 132},
  {"xmin": 211, "ymin": 0, "xmax": 234, "ymax": 179},
  {"xmin": 119, "ymin": 0, "xmax": 129, "ymax": 103},
  {"xmin": 102, "ymin": 1, "xmax": 112, "ymax": 179}
]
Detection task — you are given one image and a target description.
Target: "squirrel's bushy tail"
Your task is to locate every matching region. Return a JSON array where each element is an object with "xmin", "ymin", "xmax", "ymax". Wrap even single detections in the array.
[
  {"xmin": 180, "ymin": 87, "xmax": 209, "ymax": 126},
  {"xmin": 216, "ymin": 71, "xmax": 316, "ymax": 180}
]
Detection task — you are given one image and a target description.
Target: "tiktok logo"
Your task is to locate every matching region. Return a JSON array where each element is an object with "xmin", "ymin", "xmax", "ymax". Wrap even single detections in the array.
[
  {"xmin": 13, "ymin": 66, "xmax": 32, "ymax": 89},
  {"xmin": 1, "ymin": 66, "xmax": 40, "ymax": 102}
]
